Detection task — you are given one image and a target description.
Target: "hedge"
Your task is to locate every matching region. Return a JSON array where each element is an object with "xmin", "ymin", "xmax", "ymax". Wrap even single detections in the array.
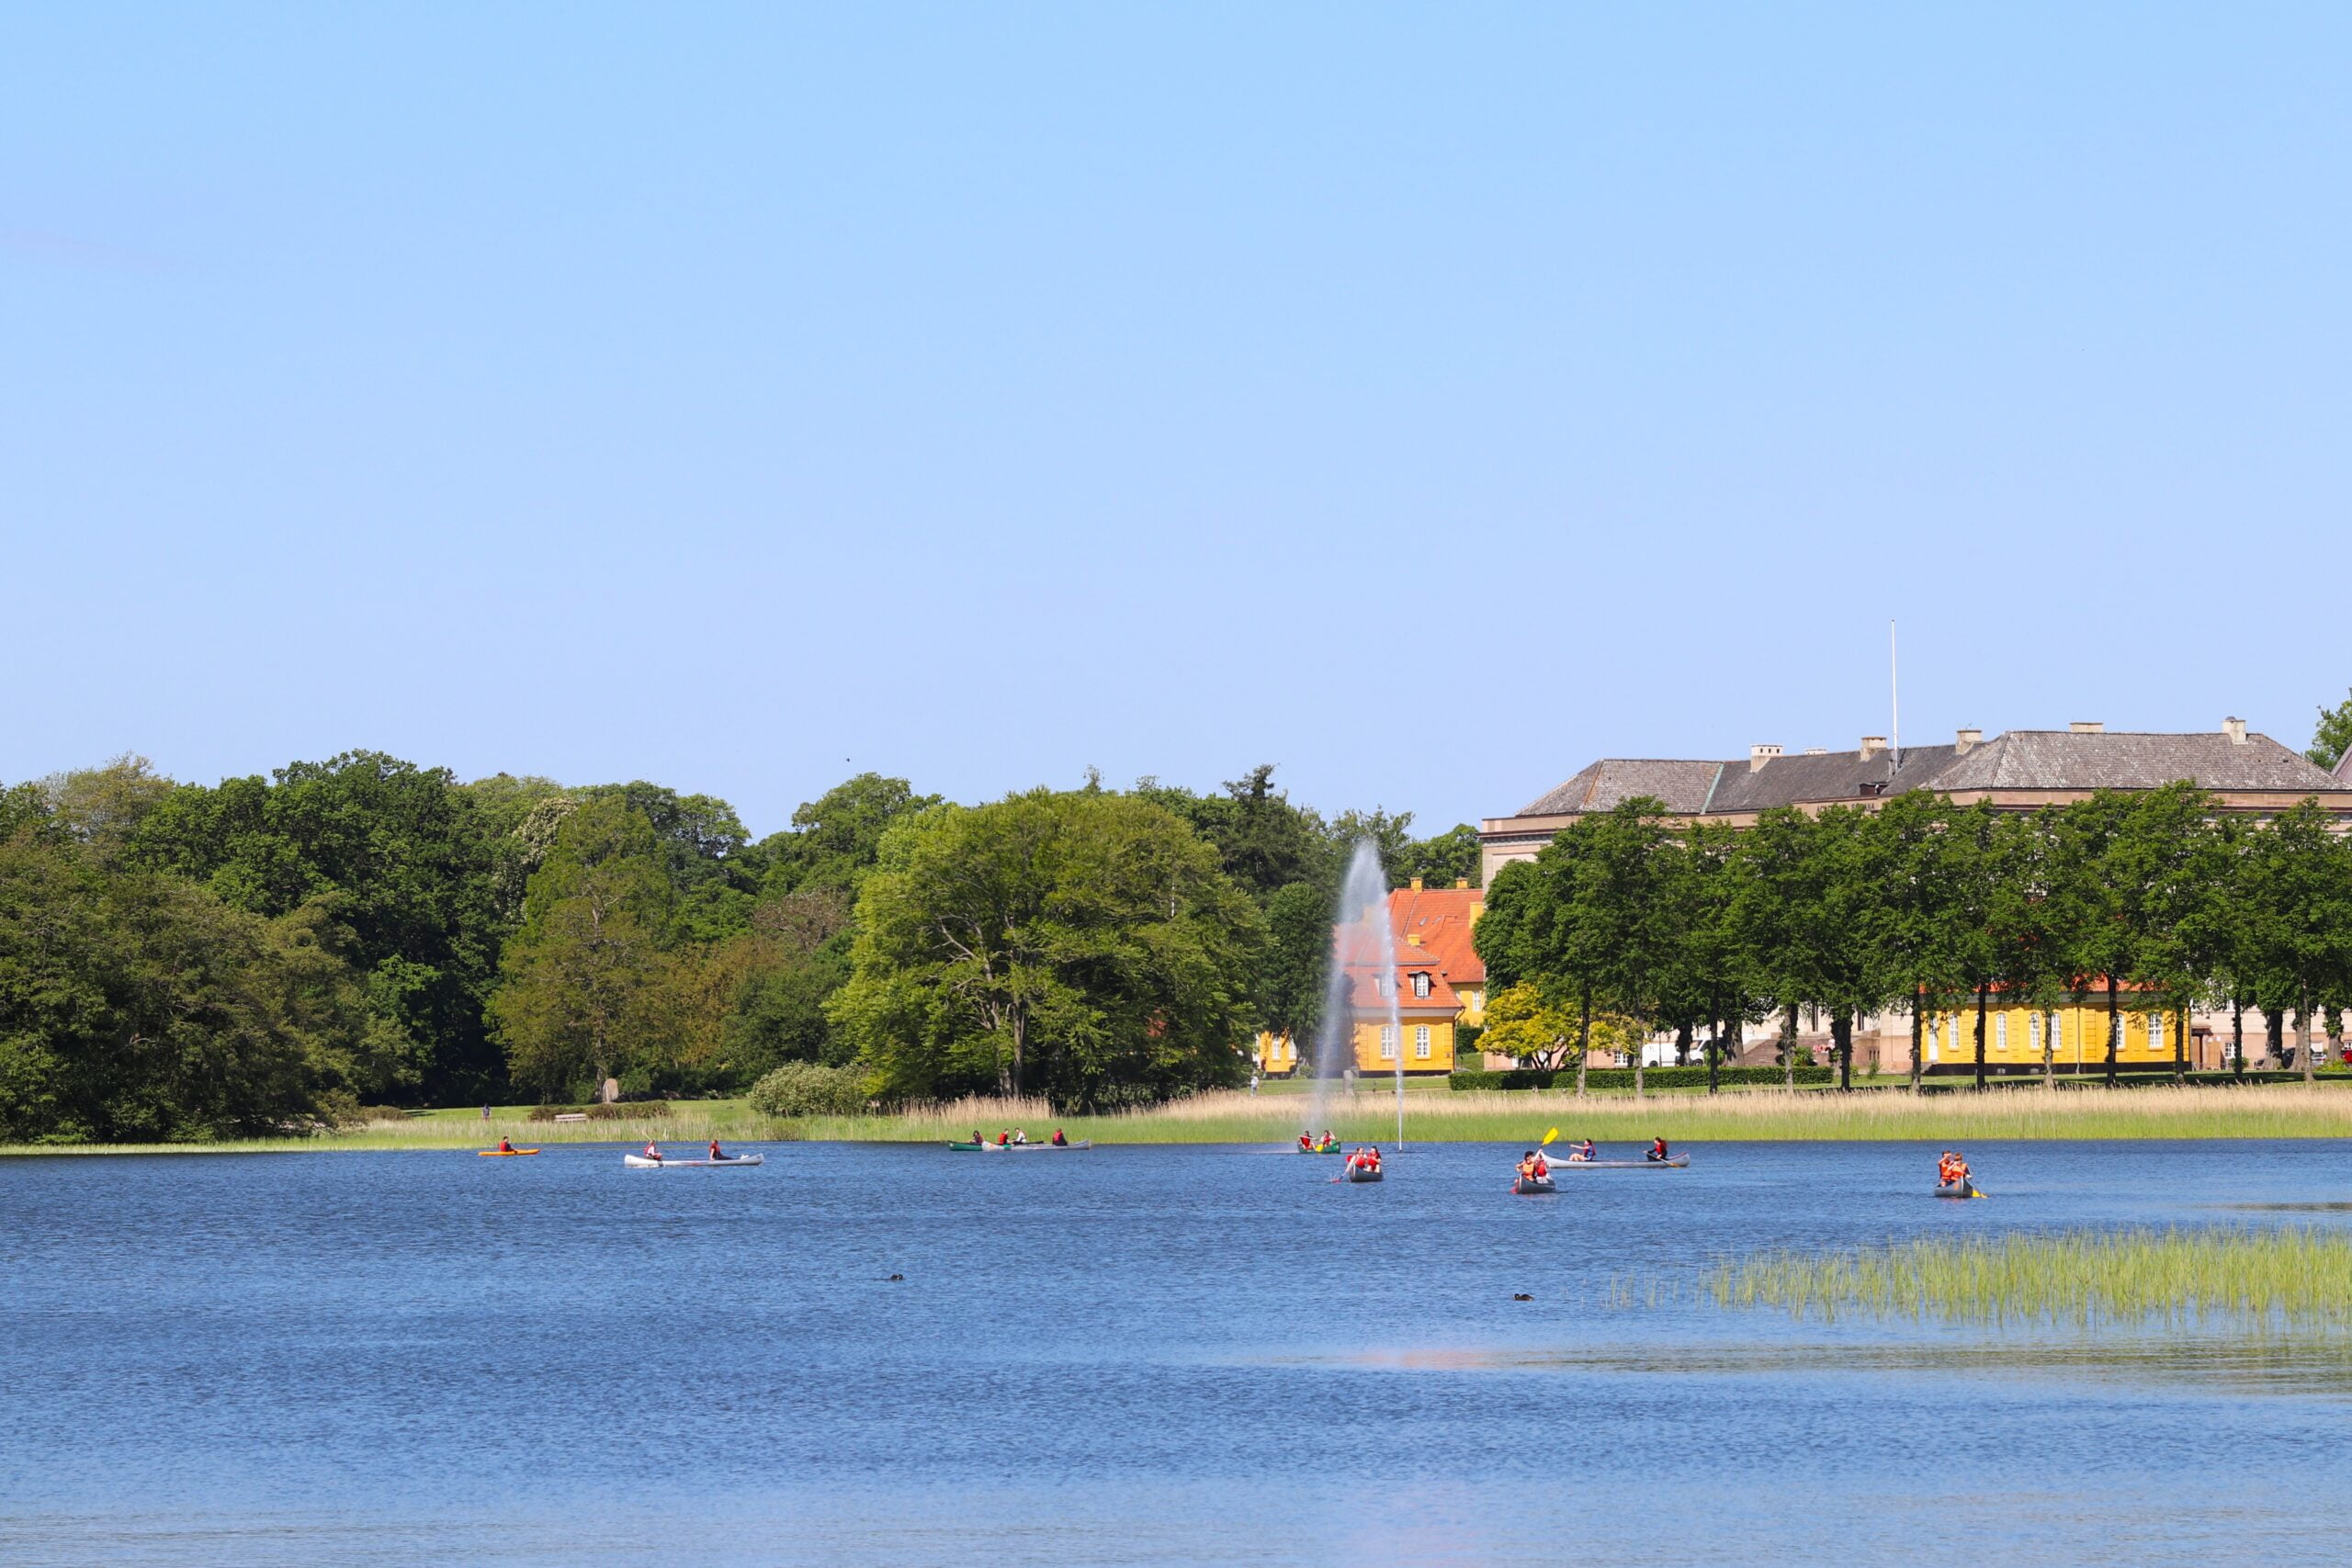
[{"xmin": 1450, "ymin": 1066, "xmax": 1835, "ymax": 1091}]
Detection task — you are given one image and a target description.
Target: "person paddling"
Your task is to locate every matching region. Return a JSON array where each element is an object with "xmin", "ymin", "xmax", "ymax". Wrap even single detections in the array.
[
  {"xmin": 997, "ymin": 1130, "xmax": 1011, "ymax": 1146},
  {"xmin": 497, "ymin": 1136, "xmax": 514, "ymax": 1154},
  {"xmin": 1050, "ymin": 1128, "xmax": 1068, "ymax": 1146},
  {"xmin": 1572, "ymin": 1138, "xmax": 1596, "ymax": 1163},
  {"xmin": 1300, "ymin": 1130, "xmax": 1315, "ymax": 1152},
  {"xmin": 709, "ymin": 1139, "xmax": 725, "ymax": 1161},
  {"xmin": 1646, "ymin": 1136, "xmax": 1670, "ymax": 1163},
  {"xmin": 643, "ymin": 1141, "xmax": 663, "ymax": 1164}
]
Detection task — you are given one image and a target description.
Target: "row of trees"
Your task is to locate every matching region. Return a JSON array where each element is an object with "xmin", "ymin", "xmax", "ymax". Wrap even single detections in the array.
[
  {"xmin": 1475, "ymin": 785, "xmax": 2352, "ymax": 1092},
  {"xmin": 0, "ymin": 751, "xmax": 1473, "ymax": 1139}
]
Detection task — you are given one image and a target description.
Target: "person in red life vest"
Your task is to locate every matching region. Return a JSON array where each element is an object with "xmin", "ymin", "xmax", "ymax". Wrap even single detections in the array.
[
  {"xmin": 497, "ymin": 1137, "xmax": 514, "ymax": 1153},
  {"xmin": 1646, "ymin": 1136, "xmax": 1670, "ymax": 1163},
  {"xmin": 709, "ymin": 1139, "xmax": 724, "ymax": 1161},
  {"xmin": 1299, "ymin": 1130, "xmax": 1315, "ymax": 1152},
  {"xmin": 997, "ymin": 1130, "xmax": 1011, "ymax": 1146},
  {"xmin": 1051, "ymin": 1128, "xmax": 1068, "ymax": 1146},
  {"xmin": 643, "ymin": 1141, "xmax": 662, "ymax": 1163},
  {"xmin": 1530, "ymin": 1148, "xmax": 1548, "ymax": 1179},
  {"xmin": 1363, "ymin": 1145, "xmax": 1382, "ymax": 1174}
]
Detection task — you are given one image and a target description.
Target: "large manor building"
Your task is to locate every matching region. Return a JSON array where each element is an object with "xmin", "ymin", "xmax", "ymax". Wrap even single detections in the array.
[
  {"xmin": 1475, "ymin": 716, "xmax": 2352, "ymax": 1076},
  {"xmin": 1479, "ymin": 716, "xmax": 2350, "ymax": 887}
]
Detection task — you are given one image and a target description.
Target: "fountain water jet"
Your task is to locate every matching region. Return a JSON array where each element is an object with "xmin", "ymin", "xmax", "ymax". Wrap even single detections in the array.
[{"xmin": 1305, "ymin": 840, "xmax": 1405, "ymax": 1147}]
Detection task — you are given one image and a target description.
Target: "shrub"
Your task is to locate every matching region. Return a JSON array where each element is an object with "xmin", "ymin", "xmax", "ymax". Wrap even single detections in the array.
[{"xmin": 747, "ymin": 1062, "xmax": 873, "ymax": 1118}]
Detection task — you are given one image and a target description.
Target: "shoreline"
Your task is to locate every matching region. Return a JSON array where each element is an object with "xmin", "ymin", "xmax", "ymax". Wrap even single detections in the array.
[{"xmin": 8, "ymin": 1081, "xmax": 2352, "ymax": 1155}]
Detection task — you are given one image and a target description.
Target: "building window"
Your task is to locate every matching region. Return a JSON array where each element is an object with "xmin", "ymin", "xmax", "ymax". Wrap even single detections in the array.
[
  {"xmin": 1379, "ymin": 1026, "xmax": 1396, "ymax": 1060},
  {"xmin": 1996, "ymin": 1014, "xmax": 2008, "ymax": 1053},
  {"xmin": 2029, "ymin": 1013, "xmax": 2042, "ymax": 1055},
  {"xmin": 1411, "ymin": 973, "xmax": 1430, "ymax": 999},
  {"xmin": 2150, "ymin": 1014, "xmax": 2165, "ymax": 1055},
  {"xmin": 1414, "ymin": 1025, "xmax": 1431, "ymax": 1058}
]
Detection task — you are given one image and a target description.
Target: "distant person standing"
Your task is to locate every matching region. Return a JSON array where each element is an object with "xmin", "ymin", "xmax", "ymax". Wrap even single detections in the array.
[{"xmin": 481, "ymin": 1104, "xmax": 491, "ymax": 1122}]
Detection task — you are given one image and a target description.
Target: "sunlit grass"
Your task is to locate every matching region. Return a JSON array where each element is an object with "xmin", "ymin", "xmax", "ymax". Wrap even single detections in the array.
[
  {"xmin": 11, "ymin": 1080, "xmax": 2352, "ymax": 1154},
  {"xmin": 1689, "ymin": 1226, "xmax": 2352, "ymax": 1328}
]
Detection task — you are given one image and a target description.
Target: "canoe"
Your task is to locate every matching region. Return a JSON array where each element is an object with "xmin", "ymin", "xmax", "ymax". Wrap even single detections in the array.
[
  {"xmin": 1297, "ymin": 1145, "xmax": 1341, "ymax": 1155},
  {"xmin": 622, "ymin": 1154, "xmax": 764, "ymax": 1168},
  {"xmin": 1935, "ymin": 1180, "xmax": 1984, "ymax": 1200},
  {"xmin": 945, "ymin": 1139, "xmax": 1091, "ymax": 1151},
  {"xmin": 476, "ymin": 1148, "xmax": 539, "ymax": 1157},
  {"xmin": 1344, "ymin": 1166, "xmax": 1384, "ymax": 1183},
  {"xmin": 1510, "ymin": 1175, "xmax": 1557, "ymax": 1195},
  {"xmin": 1553, "ymin": 1154, "xmax": 1689, "ymax": 1169}
]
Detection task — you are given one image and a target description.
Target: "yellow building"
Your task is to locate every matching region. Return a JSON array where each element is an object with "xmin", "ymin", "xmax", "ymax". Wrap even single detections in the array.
[
  {"xmin": 1919, "ymin": 991, "xmax": 2199, "ymax": 1072},
  {"xmin": 1251, "ymin": 878, "xmax": 1484, "ymax": 1078}
]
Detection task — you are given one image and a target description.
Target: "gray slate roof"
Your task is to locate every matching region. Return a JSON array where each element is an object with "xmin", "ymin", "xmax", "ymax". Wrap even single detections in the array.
[
  {"xmin": 1518, "ymin": 759, "xmax": 1720, "ymax": 817},
  {"xmin": 1509, "ymin": 729, "xmax": 2341, "ymax": 822},
  {"xmin": 1925, "ymin": 730, "xmax": 2335, "ymax": 793}
]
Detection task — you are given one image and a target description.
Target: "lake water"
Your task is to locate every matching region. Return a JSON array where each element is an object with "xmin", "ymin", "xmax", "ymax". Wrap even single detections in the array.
[{"xmin": 5, "ymin": 1138, "xmax": 2349, "ymax": 1566}]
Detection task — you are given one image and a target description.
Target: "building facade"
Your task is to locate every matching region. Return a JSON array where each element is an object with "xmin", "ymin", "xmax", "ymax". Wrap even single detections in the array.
[
  {"xmin": 1254, "ymin": 877, "xmax": 1487, "ymax": 1078},
  {"xmin": 1480, "ymin": 718, "xmax": 2352, "ymax": 886}
]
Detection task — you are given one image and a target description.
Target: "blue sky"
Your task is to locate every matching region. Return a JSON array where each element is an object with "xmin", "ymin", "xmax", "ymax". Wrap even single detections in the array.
[{"xmin": 6, "ymin": 4, "xmax": 2347, "ymax": 835}]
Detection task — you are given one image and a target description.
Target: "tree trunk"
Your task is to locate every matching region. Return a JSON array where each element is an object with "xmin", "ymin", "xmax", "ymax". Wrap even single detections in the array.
[
  {"xmin": 1909, "ymin": 998, "xmax": 1925, "ymax": 1093},
  {"xmin": 1706, "ymin": 1006, "xmax": 1723, "ymax": 1095},
  {"xmin": 2117, "ymin": 973, "xmax": 2135, "ymax": 1086},
  {"xmin": 1973, "ymin": 982, "xmax": 1989, "ymax": 1091},
  {"xmin": 1576, "ymin": 984, "xmax": 1590, "ymax": 1097},
  {"xmin": 1634, "ymin": 1024, "xmax": 1646, "ymax": 1101},
  {"xmin": 2042, "ymin": 1009, "xmax": 2056, "ymax": 1089},
  {"xmin": 2232, "ymin": 996, "xmax": 2245, "ymax": 1077},
  {"xmin": 1674, "ymin": 1021, "xmax": 1692, "ymax": 1069},
  {"xmin": 2265, "ymin": 1006, "xmax": 2283, "ymax": 1070},
  {"xmin": 1833, "ymin": 1012, "xmax": 1853, "ymax": 1092},
  {"xmin": 1781, "ymin": 1004, "xmax": 1798, "ymax": 1089},
  {"xmin": 2301, "ymin": 983, "xmax": 2316, "ymax": 1084},
  {"xmin": 2173, "ymin": 1004, "xmax": 2187, "ymax": 1083}
]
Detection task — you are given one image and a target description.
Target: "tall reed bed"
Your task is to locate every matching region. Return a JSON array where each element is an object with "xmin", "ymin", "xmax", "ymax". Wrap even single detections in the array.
[
  {"xmin": 1702, "ymin": 1227, "xmax": 2352, "ymax": 1328},
  {"xmin": 799, "ymin": 1082, "xmax": 2352, "ymax": 1144}
]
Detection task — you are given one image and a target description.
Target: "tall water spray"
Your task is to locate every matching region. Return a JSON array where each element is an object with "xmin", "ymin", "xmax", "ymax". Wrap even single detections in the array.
[{"xmin": 1306, "ymin": 840, "xmax": 1405, "ymax": 1145}]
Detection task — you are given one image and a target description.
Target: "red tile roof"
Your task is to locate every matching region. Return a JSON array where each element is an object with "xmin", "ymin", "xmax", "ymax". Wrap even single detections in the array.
[{"xmin": 1386, "ymin": 885, "xmax": 1485, "ymax": 987}]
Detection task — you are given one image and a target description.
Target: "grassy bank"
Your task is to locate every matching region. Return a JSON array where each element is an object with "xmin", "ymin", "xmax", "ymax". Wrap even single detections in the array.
[
  {"xmin": 1693, "ymin": 1226, "xmax": 2352, "ymax": 1328},
  {"xmin": 11, "ymin": 1080, "xmax": 2352, "ymax": 1154}
]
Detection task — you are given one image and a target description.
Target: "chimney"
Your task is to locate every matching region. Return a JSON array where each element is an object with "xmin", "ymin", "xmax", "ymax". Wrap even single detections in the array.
[
  {"xmin": 1748, "ymin": 743, "xmax": 1782, "ymax": 773},
  {"xmin": 1405, "ymin": 932, "xmax": 1421, "ymax": 946},
  {"xmin": 1408, "ymin": 876, "xmax": 1423, "ymax": 891},
  {"xmin": 1955, "ymin": 728, "xmax": 1982, "ymax": 755},
  {"xmin": 1453, "ymin": 877, "xmax": 1469, "ymax": 890},
  {"xmin": 2222, "ymin": 716, "xmax": 2247, "ymax": 744},
  {"xmin": 1860, "ymin": 736, "xmax": 1886, "ymax": 761},
  {"xmin": 2069, "ymin": 720, "xmax": 2104, "ymax": 735}
]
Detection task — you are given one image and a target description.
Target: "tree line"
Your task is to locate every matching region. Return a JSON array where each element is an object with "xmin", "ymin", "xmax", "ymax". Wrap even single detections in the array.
[
  {"xmin": 0, "ymin": 752, "xmax": 1474, "ymax": 1141},
  {"xmin": 1473, "ymin": 784, "xmax": 2352, "ymax": 1093}
]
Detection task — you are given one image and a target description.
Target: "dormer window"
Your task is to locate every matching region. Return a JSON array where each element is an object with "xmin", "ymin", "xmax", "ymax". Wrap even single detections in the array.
[{"xmin": 1411, "ymin": 973, "xmax": 1431, "ymax": 998}]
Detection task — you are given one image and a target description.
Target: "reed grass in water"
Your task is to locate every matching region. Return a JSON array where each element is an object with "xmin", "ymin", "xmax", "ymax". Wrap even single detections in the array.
[{"xmin": 1703, "ymin": 1227, "xmax": 2352, "ymax": 1329}]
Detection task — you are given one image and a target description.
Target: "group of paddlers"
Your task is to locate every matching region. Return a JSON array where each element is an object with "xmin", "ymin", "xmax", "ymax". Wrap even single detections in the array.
[
  {"xmin": 1937, "ymin": 1150, "xmax": 1974, "ymax": 1191},
  {"xmin": 1296, "ymin": 1130, "xmax": 1340, "ymax": 1153},
  {"xmin": 1343, "ymin": 1145, "xmax": 1383, "ymax": 1175},
  {"xmin": 639, "ymin": 1140, "xmax": 730, "ymax": 1163},
  {"xmin": 969, "ymin": 1129, "xmax": 1070, "ymax": 1146}
]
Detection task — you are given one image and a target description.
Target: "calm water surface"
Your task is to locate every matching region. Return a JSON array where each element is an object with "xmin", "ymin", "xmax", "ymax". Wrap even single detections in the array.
[{"xmin": 4, "ymin": 1138, "xmax": 2348, "ymax": 1566}]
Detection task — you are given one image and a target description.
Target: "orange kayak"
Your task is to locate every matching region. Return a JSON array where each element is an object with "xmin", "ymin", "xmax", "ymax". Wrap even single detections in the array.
[{"xmin": 477, "ymin": 1148, "xmax": 540, "ymax": 1156}]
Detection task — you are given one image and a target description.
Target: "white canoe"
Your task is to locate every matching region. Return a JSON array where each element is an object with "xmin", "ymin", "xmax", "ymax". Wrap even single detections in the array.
[
  {"xmin": 1553, "ymin": 1153, "xmax": 1689, "ymax": 1169},
  {"xmin": 622, "ymin": 1154, "xmax": 764, "ymax": 1168}
]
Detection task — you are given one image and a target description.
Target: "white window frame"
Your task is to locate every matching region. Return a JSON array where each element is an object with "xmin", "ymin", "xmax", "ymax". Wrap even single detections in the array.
[
  {"xmin": 1412, "ymin": 973, "xmax": 1430, "ymax": 999},
  {"xmin": 1378, "ymin": 1025, "xmax": 1397, "ymax": 1060},
  {"xmin": 1996, "ymin": 1013, "xmax": 2008, "ymax": 1052},
  {"xmin": 1414, "ymin": 1025, "xmax": 1431, "ymax": 1058}
]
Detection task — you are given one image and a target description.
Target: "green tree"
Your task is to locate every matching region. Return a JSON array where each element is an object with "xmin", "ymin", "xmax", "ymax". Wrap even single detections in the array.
[
  {"xmin": 129, "ymin": 750, "xmax": 505, "ymax": 1100},
  {"xmin": 2309, "ymin": 689, "xmax": 2352, "ymax": 771},
  {"xmin": 2236, "ymin": 800, "xmax": 2352, "ymax": 1081},
  {"xmin": 486, "ymin": 796, "xmax": 679, "ymax": 1097},
  {"xmin": 1258, "ymin": 880, "xmax": 1333, "ymax": 1045},
  {"xmin": 827, "ymin": 789, "xmax": 1264, "ymax": 1107},
  {"xmin": 760, "ymin": 773, "xmax": 943, "ymax": 897},
  {"xmin": 0, "ymin": 836, "xmax": 386, "ymax": 1142},
  {"xmin": 1399, "ymin": 823, "xmax": 1483, "ymax": 890}
]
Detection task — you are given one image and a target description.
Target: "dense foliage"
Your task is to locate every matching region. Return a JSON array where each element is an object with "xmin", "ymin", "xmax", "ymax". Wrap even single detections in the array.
[
  {"xmin": 0, "ymin": 754, "xmax": 1468, "ymax": 1138},
  {"xmin": 1478, "ymin": 786, "xmax": 2352, "ymax": 1090}
]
